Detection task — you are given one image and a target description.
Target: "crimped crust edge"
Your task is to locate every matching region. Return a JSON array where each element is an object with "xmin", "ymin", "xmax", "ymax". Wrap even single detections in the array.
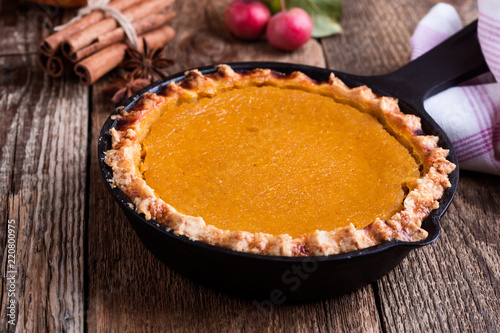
[{"xmin": 105, "ymin": 64, "xmax": 455, "ymax": 257}]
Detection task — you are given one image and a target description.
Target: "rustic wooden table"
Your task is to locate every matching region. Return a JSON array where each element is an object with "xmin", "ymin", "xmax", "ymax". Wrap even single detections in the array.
[{"xmin": 1, "ymin": 0, "xmax": 499, "ymax": 332}]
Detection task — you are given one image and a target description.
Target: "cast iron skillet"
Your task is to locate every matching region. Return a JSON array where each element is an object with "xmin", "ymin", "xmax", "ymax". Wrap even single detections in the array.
[{"xmin": 98, "ymin": 21, "xmax": 487, "ymax": 301}]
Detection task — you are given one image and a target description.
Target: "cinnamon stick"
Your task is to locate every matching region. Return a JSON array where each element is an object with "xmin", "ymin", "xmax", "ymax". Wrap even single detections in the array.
[
  {"xmin": 68, "ymin": 8, "xmax": 176, "ymax": 63},
  {"xmin": 62, "ymin": 0, "xmax": 175, "ymax": 58},
  {"xmin": 38, "ymin": 52, "xmax": 68, "ymax": 77},
  {"xmin": 38, "ymin": 52, "xmax": 50, "ymax": 72},
  {"xmin": 74, "ymin": 25, "xmax": 175, "ymax": 86},
  {"xmin": 39, "ymin": 0, "xmax": 141, "ymax": 56}
]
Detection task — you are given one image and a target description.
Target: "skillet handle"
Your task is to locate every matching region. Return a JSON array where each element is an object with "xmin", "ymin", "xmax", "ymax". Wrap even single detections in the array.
[{"xmin": 358, "ymin": 20, "xmax": 489, "ymax": 108}]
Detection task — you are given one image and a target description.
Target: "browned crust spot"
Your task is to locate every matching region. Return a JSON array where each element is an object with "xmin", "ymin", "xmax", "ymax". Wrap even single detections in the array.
[{"xmin": 105, "ymin": 64, "xmax": 455, "ymax": 257}]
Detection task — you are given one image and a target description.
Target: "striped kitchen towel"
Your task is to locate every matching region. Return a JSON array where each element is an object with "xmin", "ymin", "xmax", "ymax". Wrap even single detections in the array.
[{"xmin": 411, "ymin": 1, "xmax": 500, "ymax": 175}]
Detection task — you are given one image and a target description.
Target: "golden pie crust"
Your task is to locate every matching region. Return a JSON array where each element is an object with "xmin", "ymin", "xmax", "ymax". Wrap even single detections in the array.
[{"xmin": 105, "ymin": 65, "xmax": 455, "ymax": 257}]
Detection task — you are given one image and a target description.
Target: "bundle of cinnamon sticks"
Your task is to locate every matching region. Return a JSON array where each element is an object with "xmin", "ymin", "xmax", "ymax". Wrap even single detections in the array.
[{"xmin": 38, "ymin": 0, "xmax": 176, "ymax": 85}]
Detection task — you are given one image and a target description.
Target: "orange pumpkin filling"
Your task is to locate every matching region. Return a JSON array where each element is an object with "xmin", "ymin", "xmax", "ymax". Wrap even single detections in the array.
[{"xmin": 142, "ymin": 86, "xmax": 419, "ymax": 238}]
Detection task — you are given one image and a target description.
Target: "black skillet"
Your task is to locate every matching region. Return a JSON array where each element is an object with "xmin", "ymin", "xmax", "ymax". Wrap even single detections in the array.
[{"xmin": 98, "ymin": 21, "xmax": 488, "ymax": 301}]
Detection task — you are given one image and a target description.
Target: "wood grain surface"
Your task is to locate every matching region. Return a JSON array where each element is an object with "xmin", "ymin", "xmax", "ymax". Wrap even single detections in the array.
[
  {"xmin": 0, "ymin": 0, "xmax": 498, "ymax": 332},
  {"xmin": 0, "ymin": 4, "xmax": 87, "ymax": 332}
]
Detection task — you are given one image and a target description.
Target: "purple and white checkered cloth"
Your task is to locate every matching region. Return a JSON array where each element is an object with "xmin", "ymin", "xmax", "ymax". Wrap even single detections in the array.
[{"xmin": 411, "ymin": 1, "xmax": 500, "ymax": 175}]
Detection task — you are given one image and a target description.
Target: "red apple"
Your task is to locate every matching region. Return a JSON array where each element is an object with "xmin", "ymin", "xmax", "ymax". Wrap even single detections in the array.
[
  {"xmin": 224, "ymin": 0, "xmax": 271, "ymax": 40},
  {"xmin": 266, "ymin": 7, "xmax": 313, "ymax": 51}
]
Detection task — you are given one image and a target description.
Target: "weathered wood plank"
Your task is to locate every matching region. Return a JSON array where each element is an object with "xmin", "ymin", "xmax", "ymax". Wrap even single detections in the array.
[
  {"xmin": 2, "ymin": 0, "xmax": 495, "ymax": 331},
  {"xmin": 321, "ymin": 0, "xmax": 478, "ymax": 75},
  {"xmin": 163, "ymin": 0, "xmax": 326, "ymax": 73},
  {"xmin": 85, "ymin": 0, "xmax": 383, "ymax": 331},
  {"xmin": 0, "ymin": 2, "xmax": 73, "ymax": 56},
  {"xmin": 377, "ymin": 172, "xmax": 500, "ymax": 333},
  {"xmin": 0, "ymin": 3, "xmax": 87, "ymax": 332}
]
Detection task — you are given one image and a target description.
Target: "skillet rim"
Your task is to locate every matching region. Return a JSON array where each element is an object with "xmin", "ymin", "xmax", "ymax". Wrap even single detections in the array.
[{"xmin": 97, "ymin": 61, "xmax": 458, "ymax": 263}]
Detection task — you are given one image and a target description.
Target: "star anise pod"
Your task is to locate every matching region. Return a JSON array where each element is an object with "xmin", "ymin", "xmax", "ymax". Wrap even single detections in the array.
[
  {"xmin": 121, "ymin": 38, "xmax": 175, "ymax": 81},
  {"xmin": 102, "ymin": 73, "xmax": 151, "ymax": 104}
]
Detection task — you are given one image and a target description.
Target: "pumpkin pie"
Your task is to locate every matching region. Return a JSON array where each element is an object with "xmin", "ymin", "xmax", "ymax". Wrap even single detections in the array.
[{"xmin": 105, "ymin": 65, "xmax": 455, "ymax": 256}]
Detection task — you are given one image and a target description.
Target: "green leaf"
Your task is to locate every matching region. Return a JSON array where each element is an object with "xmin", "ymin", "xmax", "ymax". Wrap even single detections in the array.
[
  {"xmin": 289, "ymin": 0, "xmax": 343, "ymax": 37},
  {"xmin": 263, "ymin": 0, "xmax": 343, "ymax": 37},
  {"xmin": 263, "ymin": 0, "xmax": 282, "ymax": 14}
]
